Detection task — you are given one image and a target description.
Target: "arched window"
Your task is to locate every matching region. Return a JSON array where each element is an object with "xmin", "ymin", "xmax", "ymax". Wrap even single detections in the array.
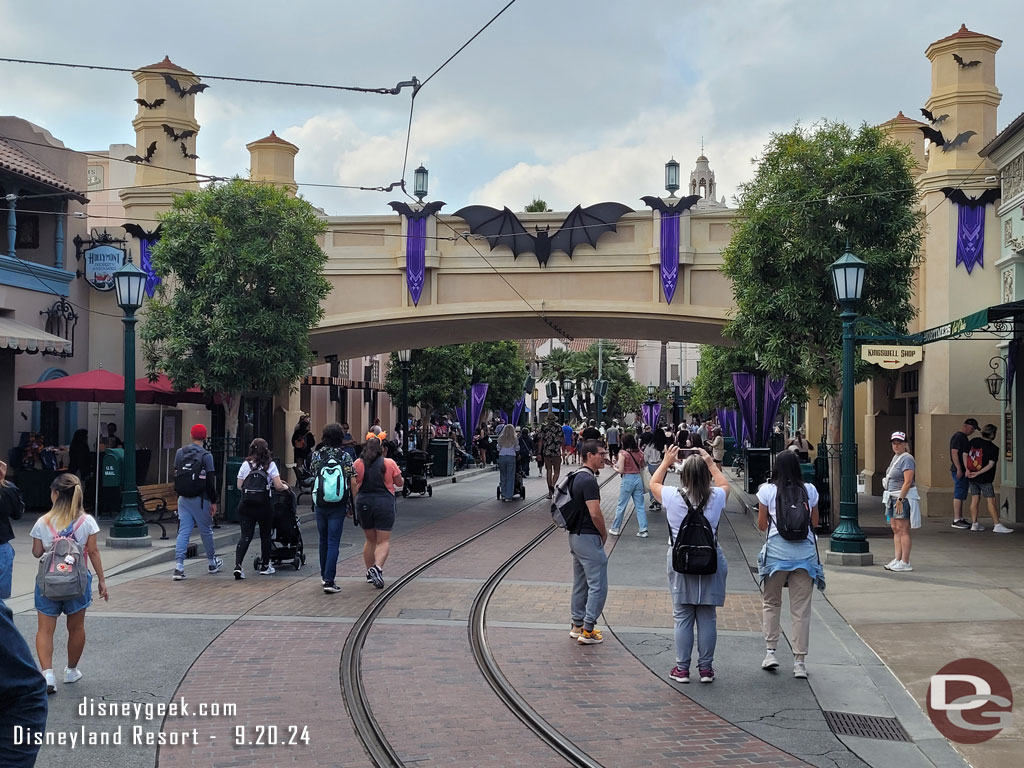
[{"xmin": 31, "ymin": 368, "xmax": 77, "ymax": 446}]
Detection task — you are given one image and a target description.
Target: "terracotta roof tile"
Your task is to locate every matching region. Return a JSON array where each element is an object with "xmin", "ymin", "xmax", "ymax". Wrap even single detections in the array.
[
  {"xmin": 247, "ymin": 130, "xmax": 298, "ymax": 150},
  {"xmin": 932, "ymin": 24, "xmax": 1001, "ymax": 46},
  {"xmin": 568, "ymin": 338, "xmax": 638, "ymax": 357},
  {"xmin": 138, "ymin": 56, "xmax": 195, "ymax": 76},
  {"xmin": 0, "ymin": 137, "xmax": 87, "ymax": 202},
  {"xmin": 880, "ymin": 111, "xmax": 926, "ymax": 127}
]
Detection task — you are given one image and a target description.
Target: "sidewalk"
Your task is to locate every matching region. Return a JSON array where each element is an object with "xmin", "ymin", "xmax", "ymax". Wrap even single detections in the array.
[{"xmin": 729, "ymin": 472, "xmax": 1023, "ymax": 768}]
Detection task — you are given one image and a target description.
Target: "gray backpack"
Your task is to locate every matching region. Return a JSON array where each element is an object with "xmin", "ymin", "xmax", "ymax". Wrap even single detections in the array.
[{"xmin": 36, "ymin": 518, "xmax": 89, "ymax": 600}]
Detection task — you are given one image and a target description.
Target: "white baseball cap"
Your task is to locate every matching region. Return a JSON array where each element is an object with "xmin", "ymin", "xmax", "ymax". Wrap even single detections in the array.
[{"xmin": 890, "ymin": 431, "xmax": 907, "ymax": 442}]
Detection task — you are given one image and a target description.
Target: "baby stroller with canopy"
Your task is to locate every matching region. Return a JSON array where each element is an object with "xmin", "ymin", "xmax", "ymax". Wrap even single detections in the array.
[
  {"xmin": 402, "ymin": 449, "xmax": 433, "ymax": 497},
  {"xmin": 253, "ymin": 486, "xmax": 306, "ymax": 572}
]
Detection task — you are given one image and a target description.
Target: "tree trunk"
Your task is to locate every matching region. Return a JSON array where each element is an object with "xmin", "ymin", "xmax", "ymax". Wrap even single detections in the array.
[
  {"xmin": 223, "ymin": 392, "xmax": 241, "ymax": 441},
  {"xmin": 659, "ymin": 341, "xmax": 668, "ymax": 389},
  {"xmin": 421, "ymin": 405, "xmax": 433, "ymax": 449},
  {"xmin": 826, "ymin": 392, "xmax": 843, "ymax": 526}
]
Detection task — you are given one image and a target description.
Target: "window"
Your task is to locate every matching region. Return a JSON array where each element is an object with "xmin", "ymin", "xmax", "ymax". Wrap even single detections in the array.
[
  {"xmin": 670, "ymin": 363, "xmax": 679, "ymax": 381},
  {"xmin": 901, "ymin": 370, "xmax": 919, "ymax": 395}
]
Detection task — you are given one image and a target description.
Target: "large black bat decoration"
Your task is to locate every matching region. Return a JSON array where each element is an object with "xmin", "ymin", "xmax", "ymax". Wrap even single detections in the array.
[
  {"xmin": 162, "ymin": 73, "xmax": 209, "ymax": 98},
  {"xmin": 641, "ymin": 194, "xmax": 701, "ymax": 214},
  {"xmin": 918, "ymin": 126, "xmax": 976, "ymax": 152},
  {"xmin": 942, "ymin": 130, "xmax": 976, "ymax": 152},
  {"xmin": 135, "ymin": 98, "xmax": 165, "ymax": 109},
  {"xmin": 162, "ymin": 124, "xmax": 196, "ymax": 141},
  {"xmin": 453, "ymin": 203, "xmax": 633, "ymax": 267},
  {"xmin": 940, "ymin": 187, "xmax": 1000, "ymax": 208},
  {"xmin": 920, "ymin": 108, "xmax": 948, "ymax": 125},
  {"xmin": 953, "ymin": 54, "xmax": 981, "ymax": 68},
  {"xmin": 122, "ymin": 223, "xmax": 163, "ymax": 241},
  {"xmin": 180, "ymin": 142, "xmax": 199, "ymax": 160},
  {"xmin": 124, "ymin": 141, "xmax": 157, "ymax": 164},
  {"xmin": 388, "ymin": 201, "xmax": 446, "ymax": 220}
]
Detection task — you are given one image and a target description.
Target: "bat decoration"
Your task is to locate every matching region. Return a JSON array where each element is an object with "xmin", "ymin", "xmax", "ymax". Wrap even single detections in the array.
[
  {"xmin": 122, "ymin": 223, "xmax": 163, "ymax": 241},
  {"xmin": 162, "ymin": 124, "xmax": 197, "ymax": 141},
  {"xmin": 453, "ymin": 202, "xmax": 633, "ymax": 267},
  {"xmin": 942, "ymin": 130, "xmax": 976, "ymax": 152},
  {"xmin": 952, "ymin": 54, "xmax": 981, "ymax": 68},
  {"xmin": 919, "ymin": 108, "xmax": 948, "ymax": 125},
  {"xmin": 388, "ymin": 201, "xmax": 446, "ymax": 220},
  {"xmin": 641, "ymin": 194, "xmax": 701, "ymax": 214},
  {"xmin": 134, "ymin": 98, "xmax": 166, "ymax": 109},
  {"xmin": 940, "ymin": 187, "xmax": 1001, "ymax": 208},
  {"xmin": 124, "ymin": 141, "xmax": 158, "ymax": 163},
  {"xmin": 161, "ymin": 73, "xmax": 209, "ymax": 98},
  {"xmin": 179, "ymin": 142, "xmax": 199, "ymax": 160}
]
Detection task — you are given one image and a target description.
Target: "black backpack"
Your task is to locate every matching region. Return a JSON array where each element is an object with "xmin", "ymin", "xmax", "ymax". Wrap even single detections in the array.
[
  {"xmin": 174, "ymin": 447, "xmax": 211, "ymax": 498},
  {"xmin": 669, "ymin": 494, "xmax": 718, "ymax": 575},
  {"xmin": 241, "ymin": 461, "xmax": 271, "ymax": 499},
  {"xmin": 773, "ymin": 483, "xmax": 811, "ymax": 541}
]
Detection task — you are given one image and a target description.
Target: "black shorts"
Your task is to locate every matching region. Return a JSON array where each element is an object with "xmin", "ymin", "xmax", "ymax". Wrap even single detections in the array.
[{"xmin": 356, "ymin": 492, "xmax": 396, "ymax": 531}]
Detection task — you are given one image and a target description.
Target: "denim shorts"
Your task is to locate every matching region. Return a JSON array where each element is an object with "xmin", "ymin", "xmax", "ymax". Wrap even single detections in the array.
[
  {"xmin": 886, "ymin": 497, "xmax": 910, "ymax": 522},
  {"xmin": 35, "ymin": 571, "xmax": 93, "ymax": 617},
  {"xmin": 356, "ymin": 493, "xmax": 396, "ymax": 531},
  {"xmin": 969, "ymin": 481, "xmax": 995, "ymax": 498},
  {"xmin": 0, "ymin": 541, "xmax": 14, "ymax": 599},
  {"xmin": 951, "ymin": 469, "xmax": 969, "ymax": 500}
]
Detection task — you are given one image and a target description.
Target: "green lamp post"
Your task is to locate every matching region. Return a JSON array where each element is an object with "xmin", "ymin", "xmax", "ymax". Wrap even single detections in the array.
[
  {"xmin": 109, "ymin": 255, "xmax": 150, "ymax": 543},
  {"xmin": 826, "ymin": 247, "xmax": 871, "ymax": 564}
]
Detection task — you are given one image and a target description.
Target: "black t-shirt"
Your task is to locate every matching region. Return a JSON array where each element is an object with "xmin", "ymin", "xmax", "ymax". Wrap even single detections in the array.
[
  {"xmin": 570, "ymin": 468, "xmax": 602, "ymax": 536},
  {"xmin": 581, "ymin": 427, "xmax": 601, "ymax": 441},
  {"xmin": 950, "ymin": 431, "xmax": 970, "ymax": 471},
  {"xmin": 965, "ymin": 437, "xmax": 999, "ymax": 484}
]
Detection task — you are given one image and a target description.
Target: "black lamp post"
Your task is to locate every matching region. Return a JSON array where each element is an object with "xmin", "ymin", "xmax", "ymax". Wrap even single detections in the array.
[
  {"xmin": 563, "ymin": 379, "xmax": 575, "ymax": 424},
  {"xmin": 665, "ymin": 158, "xmax": 680, "ymax": 198},
  {"xmin": 398, "ymin": 349, "xmax": 412, "ymax": 448},
  {"xmin": 413, "ymin": 165, "xmax": 428, "ymax": 202},
  {"xmin": 827, "ymin": 246, "xmax": 871, "ymax": 562},
  {"xmin": 109, "ymin": 255, "xmax": 149, "ymax": 543},
  {"xmin": 646, "ymin": 384, "xmax": 658, "ymax": 426}
]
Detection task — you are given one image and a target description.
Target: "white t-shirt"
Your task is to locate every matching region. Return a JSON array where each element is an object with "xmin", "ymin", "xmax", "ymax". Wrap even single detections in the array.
[
  {"xmin": 236, "ymin": 460, "xmax": 281, "ymax": 488},
  {"xmin": 663, "ymin": 486, "xmax": 727, "ymax": 540},
  {"xmin": 756, "ymin": 482, "xmax": 819, "ymax": 542},
  {"xmin": 30, "ymin": 514, "xmax": 100, "ymax": 554}
]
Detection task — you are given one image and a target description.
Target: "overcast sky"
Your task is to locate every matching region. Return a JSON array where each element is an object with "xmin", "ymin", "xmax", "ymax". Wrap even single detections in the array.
[{"xmin": 2, "ymin": 1, "xmax": 1022, "ymax": 216}]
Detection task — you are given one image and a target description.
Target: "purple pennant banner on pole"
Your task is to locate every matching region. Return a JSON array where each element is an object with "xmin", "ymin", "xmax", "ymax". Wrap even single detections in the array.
[
  {"xmin": 641, "ymin": 403, "xmax": 652, "ymax": 427},
  {"xmin": 732, "ymin": 372, "xmax": 756, "ymax": 446},
  {"xmin": 728, "ymin": 409, "xmax": 739, "ymax": 441},
  {"xmin": 511, "ymin": 396, "xmax": 525, "ymax": 426},
  {"xmin": 760, "ymin": 377, "xmax": 789, "ymax": 447},
  {"xmin": 406, "ymin": 216, "xmax": 427, "ymax": 305},
  {"xmin": 469, "ymin": 383, "xmax": 489, "ymax": 439},
  {"xmin": 652, "ymin": 403, "xmax": 662, "ymax": 427},
  {"xmin": 660, "ymin": 211, "xmax": 681, "ymax": 304},
  {"xmin": 716, "ymin": 408, "xmax": 727, "ymax": 437},
  {"xmin": 455, "ymin": 400, "xmax": 467, "ymax": 439},
  {"xmin": 139, "ymin": 238, "xmax": 161, "ymax": 298},
  {"xmin": 955, "ymin": 203, "xmax": 986, "ymax": 275},
  {"xmin": 499, "ymin": 409, "xmax": 510, "ymax": 425}
]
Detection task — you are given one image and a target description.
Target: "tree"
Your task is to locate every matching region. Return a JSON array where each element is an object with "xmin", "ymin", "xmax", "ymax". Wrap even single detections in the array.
[
  {"xmin": 141, "ymin": 178, "xmax": 329, "ymax": 440},
  {"xmin": 385, "ymin": 346, "xmax": 469, "ymax": 444},
  {"xmin": 524, "ymin": 198, "xmax": 551, "ymax": 212},
  {"xmin": 689, "ymin": 345, "xmax": 809, "ymax": 417},
  {"xmin": 567, "ymin": 341, "xmax": 631, "ymax": 422},
  {"xmin": 721, "ymin": 121, "xmax": 923, "ymax": 445},
  {"xmin": 467, "ymin": 341, "xmax": 527, "ymax": 416},
  {"xmin": 539, "ymin": 347, "xmax": 573, "ymax": 421}
]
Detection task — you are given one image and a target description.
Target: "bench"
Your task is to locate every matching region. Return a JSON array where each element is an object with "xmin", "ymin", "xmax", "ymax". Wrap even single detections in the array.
[{"xmin": 139, "ymin": 483, "xmax": 178, "ymax": 540}]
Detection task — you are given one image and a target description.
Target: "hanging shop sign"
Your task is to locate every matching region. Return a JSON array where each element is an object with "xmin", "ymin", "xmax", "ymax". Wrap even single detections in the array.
[
  {"xmin": 82, "ymin": 244, "xmax": 125, "ymax": 292},
  {"xmin": 861, "ymin": 345, "xmax": 923, "ymax": 370}
]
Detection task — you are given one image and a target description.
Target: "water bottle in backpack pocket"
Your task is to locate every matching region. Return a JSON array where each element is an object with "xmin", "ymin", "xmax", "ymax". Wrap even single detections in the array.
[
  {"xmin": 36, "ymin": 519, "xmax": 89, "ymax": 600},
  {"xmin": 669, "ymin": 496, "xmax": 718, "ymax": 575}
]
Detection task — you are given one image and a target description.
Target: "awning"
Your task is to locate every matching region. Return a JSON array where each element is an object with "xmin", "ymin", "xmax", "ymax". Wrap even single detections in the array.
[{"xmin": 0, "ymin": 316, "xmax": 72, "ymax": 355}]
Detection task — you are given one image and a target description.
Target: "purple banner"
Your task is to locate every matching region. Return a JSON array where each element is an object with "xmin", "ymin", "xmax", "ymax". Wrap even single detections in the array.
[
  {"xmin": 406, "ymin": 216, "xmax": 427, "ymax": 305},
  {"xmin": 727, "ymin": 409, "xmax": 738, "ymax": 441},
  {"xmin": 716, "ymin": 408, "xmax": 727, "ymax": 437},
  {"xmin": 641, "ymin": 403, "xmax": 652, "ymax": 427},
  {"xmin": 455, "ymin": 400, "xmax": 467, "ymax": 438},
  {"xmin": 760, "ymin": 377, "xmax": 788, "ymax": 447},
  {"xmin": 660, "ymin": 211, "xmax": 681, "ymax": 304},
  {"xmin": 652, "ymin": 402, "xmax": 662, "ymax": 427},
  {"xmin": 499, "ymin": 409, "xmax": 510, "ymax": 424},
  {"xmin": 955, "ymin": 203, "xmax": 985, "ymax": 275},
  {"xmin": 469, "ymin": 382, "xmax": 489, "ymax": 438},
  {"xmin": 139, "ymin": 237, "xmax": 161, "ymax": 298},
  {"xmin": 732, "ymin": 372, "xmax": 757, "ymax": 446},
  {"xmin": 511, "ymin": 396, "xmax": 525, "ymax": 426}
]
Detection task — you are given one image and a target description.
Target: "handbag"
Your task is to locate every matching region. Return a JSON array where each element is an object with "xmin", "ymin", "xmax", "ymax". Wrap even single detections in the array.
[{"xmin": 631, "ymin": 451, "xmax": 651, "ymax": 492}]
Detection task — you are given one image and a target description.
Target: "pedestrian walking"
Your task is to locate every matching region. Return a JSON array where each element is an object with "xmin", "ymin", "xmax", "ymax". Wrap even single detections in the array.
[
  {"xmin": 538, "ymin": 414, "xmax": 564, "ymax": 498},
  {"xmin": 171, "ymin": 425, "xmax": 222, "ymax": 581},
  {"xmin": 642, "ymin": 428, "xmax": 663, "ymax": 511},
  {"xmin": 756, "ymin": 451, "xmax": 824, "ymax": 679},
  {"xmin": 786, "ymin": 430, "xmax": 812, "ymax": 463},
  {"xmin": 581, "ymin": 420, "xmax": 602, "ymax": 442},
  {"xmin": 353, "ymin": 435, "xmax": 404, "ymax": 589},
  {"xmin": 234, "ymin": 439, "xmax": 289, "ymax": 580},
  {"xmin": 709, "ymin": 428, "xmax": 725, "ymax": 467},
  {"xmin": 1, "ymin": 596, "xmax": 48, "ymax": 767},
  {"xmin": 67, "ymin": 429, "xmax": 91, "ymax": 481},
  {"xmin": 609, "ymin": 434, "xmax": 648, "ymax": 537},
  {"xmin": 566, "ymin": 440, "xmax": 610, "ymax": 645},
  {"xmin": 949, "ymin": 418, "xmax": 979, "ymax": 529},
  {"xmin": 474, "ymin": 427, "xmax": 489, "ymax": 466},
  {"xmin": 310, "ymin": 423, "xmax": 355, "ymax": 594},
  {"xmin": 497, "ymin": 424, "xmax": 519, "ymax": 501},
  {"xmin": 0, "ymin": 461, "xmax": 25, "ymax": 599},
  {"xmin": 883, "ymin": 432, "xmax": 920, "ymax": 572},
  {"xmin": 30, "ymin": 473, "xmax": 108, "ymax": 694},
  {"xmin": 562, "ymin": 421, "xmax": 575, "ymax": 464},
  {"xmin": 606, "ymin": 421, "xmax": 620, "ymax": 462},
  {"xmin": 651, "ymin": 446, "xmax": 729, "ymax": 684},
  {"xmin": 517, "ymin": 428, "xmax": 534, "ymax": 477},
  {"xmin": 963, "ymin": 424, "xmax": 1013, "ymax": 533}
]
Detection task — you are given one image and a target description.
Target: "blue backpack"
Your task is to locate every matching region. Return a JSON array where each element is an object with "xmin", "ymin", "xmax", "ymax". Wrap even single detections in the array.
[{"xmin": 314, "ymin": 459, "xmax": 347, "ymax": 507}]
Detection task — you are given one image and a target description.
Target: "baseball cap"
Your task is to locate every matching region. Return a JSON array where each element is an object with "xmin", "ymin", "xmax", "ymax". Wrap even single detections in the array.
[
  {"xmin": 190, "ymin": 424, "xmax": 208, "ymax": 440},
  {"xmin": 890, "ymin": 431, "xmax": 907, "ymax": 442},
  {"xmin": 964, "ymin": 418, "xmax": 980, "ymax": 429}
]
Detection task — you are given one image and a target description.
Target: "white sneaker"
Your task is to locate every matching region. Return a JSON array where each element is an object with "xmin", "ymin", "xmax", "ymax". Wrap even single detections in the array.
[
  {"xmin": 761, "ymin": 650, "xmax": 779, "ymax": 670},
  {"xmin": 608, "ymin": 528, "xmax": 621, "ymax": 536},
  {"xmin": 259, "ymin": 564, "xmax": 276, "ymax": 575},
  {"xmin": 883, "ymin": 558, "xmax": 900, "ymax": 570},
  {"xmin": 64, "ymin": 667, "xmax": 83, "ymax": 684},
  {"xmin": 43, "ymin": 669, "xmax": 56, "ymax": 694},
  {"xmin": 889, "ymin": 560, "xmax": 914, "ymax": 572},
  {"xmin": 993, "ymin": 523, "xmax": 1014, "ymax": 534},
  {"xmin": 971, "ymin": 522, "xmax": 985, "ymax": 532},
  {"xmin": 793, "ymin": 661, "xmax": 808, "ymax": 679}
]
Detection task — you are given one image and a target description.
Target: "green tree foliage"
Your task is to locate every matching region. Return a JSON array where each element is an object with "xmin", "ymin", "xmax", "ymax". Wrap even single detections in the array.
[
  {"xmin": 468, "ymin": 341, "xmax": 528, "ymax": 414},
  {"xmin": 141, "ymin": 178, "xmax": 329, "ymax": 438},
  {"xmin": 689, "ymin": 345, "xmax": 810, "ymax": 415},
  {"xmin": 524, "ymin": 198, "xmax": 551, "ymax": 212}
]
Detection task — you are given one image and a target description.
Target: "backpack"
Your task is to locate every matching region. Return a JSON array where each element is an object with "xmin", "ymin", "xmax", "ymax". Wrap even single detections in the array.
[
  {"xmin": 773, "ymin": 483, "xmax": 811, "ymax": 542},
  {"xmin": 669, "ymin": 495, "xmax": 717, "ymax": 575},
  {"xmin": 174, "ymin": 447, "xmax": 211, "ymax": 498},
  {"xmin": 36, "ymin": 518, "xmax": 89, "ymax": 600},
  {"xmin": 550, "ymin": 470, "xmax": 585, "ymax": 531},
  {"xmin": 966, "ymin": 445, "xmax": 984, "ymax": 473},
  {"xmin": 241, "ymin": 461, "xmax": 271, "ymax": 499},
  {"xmin": 314, "ymin": 458, "xmax": 347, "ymax": 506}
]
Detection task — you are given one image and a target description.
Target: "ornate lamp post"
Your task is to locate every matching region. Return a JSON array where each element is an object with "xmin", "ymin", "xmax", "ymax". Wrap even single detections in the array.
[
  {"xmin": 397, "ymin": 349, "xmax": 412, "ymax": 448},
  {"xmin": 413, "ymin": 165, "xmax": 428, "ymax": 202},
  {"xmin": 109, "ymin": 256, "xmax": 149, "ymax": 544},
  {"xmin": 826, "ymin": 247, "xmax": 871, "ymax": 563},
  {"xmin": 664, "ymin": 158, "xmax": 680, "ymax": 198},
  {"xmin": 562, "ymin": 379, "xmax": 575, "ymax": 425}
]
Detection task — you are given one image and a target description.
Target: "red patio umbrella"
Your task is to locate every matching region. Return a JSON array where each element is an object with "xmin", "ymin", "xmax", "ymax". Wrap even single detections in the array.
[{"xmin": 135, "ymin": 374, "xmax": 208, "ymax": 406}]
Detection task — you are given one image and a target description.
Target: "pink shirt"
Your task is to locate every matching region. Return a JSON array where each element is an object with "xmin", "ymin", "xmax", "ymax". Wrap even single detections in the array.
[
  {"xmin": 616, "ymin": 450, "xmax": 645, "ymax": 475},
  {"xmin": 354, "ymin": 457, "xmax": 403, "ymax": 494}
]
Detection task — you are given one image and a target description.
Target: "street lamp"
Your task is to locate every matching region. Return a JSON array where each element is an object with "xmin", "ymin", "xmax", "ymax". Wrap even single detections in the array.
[
  {"xmin": 413, "ymin": 165, "xmax": 429, "ymax": 202},
  {"xmin": 109, "ymin": 255, "xmax": 149, "ymax": 544},
  {"xmin": 827, "ymin": 246, "xmax": 871, "ymax": 563},
  {"xmin": 397, "ymin": 349, "xmax": 412, "ymax": 448},
  {"xmin": 665, "ymin": 158, "xmax": 680, "ymax": 198},
  {"xmin": 986, "ymin": 356, "xmax": 1008, "ymax": 402},
  {"xmin": 562, "ymin": 379, "xmax": 575, "ymax": 424}
]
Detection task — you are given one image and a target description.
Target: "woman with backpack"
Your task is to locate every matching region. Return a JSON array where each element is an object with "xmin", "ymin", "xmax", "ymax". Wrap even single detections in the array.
[
  {"xmin": 30, "ymin": 473, "xmax": 108, "ymax": 693},
  {"xmin": 755, "ymin": 450, "xmax": 822, "ymax": 679},
  {"xmin": 234, "ymin": 438, "xmax": 289, "ymax": 579},
  {"xmin": 310, "ymin": 423, "xmax": 355, "ymax": 594},
  {"xmin": 497, "ymin": 424, "xmax": 519, "ymax": 501},
  {"xmin": 609, "ymin": 434, "xmax": 648, "ymax": 537},
  {"xmin": 651, "ymin": 445, "xmax": 729, "ymax": 685},
  {"xmin": 353, "ymin": 435, "xmax": 404, "ymax": 589},
  {"xmin": 641, "ymin": 429, "xmax": 663, "ymax": 511}
]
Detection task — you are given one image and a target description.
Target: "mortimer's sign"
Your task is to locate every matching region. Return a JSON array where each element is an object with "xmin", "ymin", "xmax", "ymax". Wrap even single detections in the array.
[{"xmin": 861, "ymin": 345, "xmax": 923, "ymax": 370}]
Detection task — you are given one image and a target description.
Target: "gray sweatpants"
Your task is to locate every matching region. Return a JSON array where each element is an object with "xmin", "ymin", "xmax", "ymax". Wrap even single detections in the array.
[{"xmin": 568, "ymin": 533, "xmax": 608, "ymax": 631}]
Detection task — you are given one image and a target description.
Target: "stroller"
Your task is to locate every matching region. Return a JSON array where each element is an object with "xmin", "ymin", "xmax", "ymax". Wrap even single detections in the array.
[
  {"xmin": 497, "ymin": 462, "xmax": 527, "ymax": 500},
  {"xmin": 402, "ymin": 450, "xmax": 433, "ymax": 497},
  {"xmin": 253, "ymin": 487, "xmax": 306, "ymax": 572}
]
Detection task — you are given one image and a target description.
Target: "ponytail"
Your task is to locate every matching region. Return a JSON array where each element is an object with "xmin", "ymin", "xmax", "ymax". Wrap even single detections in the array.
[{"xmin": 44, "ymin": 473, "xmax": 86, "ymax": 531}]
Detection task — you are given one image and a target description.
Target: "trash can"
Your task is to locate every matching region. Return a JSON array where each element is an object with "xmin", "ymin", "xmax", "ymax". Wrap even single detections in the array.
[
  {"xmin": 100, "ymin": 449, "xmax": 123, "ymax": 517},
  {"xmin": 428, "ymin": 439, "xmax": 455, "ymax": 477},
  {"xmin": 744, "ymin": 447, "xmax": 772, "ymax": 494},
  {"xmin": 723, "ymin": 436, "xmax": 737, "ymax": 468},
  {"xmin": 224, "ymin": 456, "xmax": 244, "ymax": 522}
]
